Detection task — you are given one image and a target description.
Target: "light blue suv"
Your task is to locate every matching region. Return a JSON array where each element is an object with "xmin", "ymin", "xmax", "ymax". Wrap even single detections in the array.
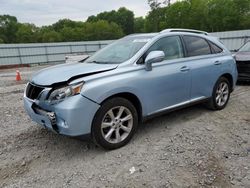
[{"xmin": 24, "ymin": 29, "xmax": 238, "ymax": 149}]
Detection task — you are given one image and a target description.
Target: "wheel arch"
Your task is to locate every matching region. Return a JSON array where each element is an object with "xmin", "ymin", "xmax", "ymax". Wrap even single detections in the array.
[
  {"xmin": 100, "ymin": 92, "xmax": 143, "ymax": 123},
  {"xmin": 220, "ymin": 73, "xmax": 234, "ymax": 92}
]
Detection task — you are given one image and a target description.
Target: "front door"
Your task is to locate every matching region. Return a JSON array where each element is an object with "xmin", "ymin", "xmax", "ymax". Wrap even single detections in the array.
[{"xmin": 140, "ymin": 36, "xmax": 191, "ymax": 115}]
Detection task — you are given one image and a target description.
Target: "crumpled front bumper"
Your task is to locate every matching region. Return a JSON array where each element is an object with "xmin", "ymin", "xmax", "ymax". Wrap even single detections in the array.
[{"xmin": 23, "ymin": 94, "xmax": 100, "ymax": 136}]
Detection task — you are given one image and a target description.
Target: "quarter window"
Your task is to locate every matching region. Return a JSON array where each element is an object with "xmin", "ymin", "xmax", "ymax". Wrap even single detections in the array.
[
  {"xmin": 209, "ymin": 41, "xmax": 223, "ymax": 54},
  {"xmin": 147, "ymin": 36, "xmax": 184, "ymax": 60},
  {"xmin": 183, "ymin": 36, "xmax": 211, "ymax": 57}
]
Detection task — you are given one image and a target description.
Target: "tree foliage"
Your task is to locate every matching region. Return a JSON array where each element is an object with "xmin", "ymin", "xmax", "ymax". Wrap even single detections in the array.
[
  {"xmin": 87, "ymin": 7, "xmax": 134, "ymax": 34},
  {"xmin": 0, "ymin": 0, "xmax": 250, "ymax": 44},
  {"xmin": 134, "ymin": 17, "xmax": 146, "ymax": 33},
  {"xmin": 0, "ymin": 15, "xmax": 18, "ymax": 43},
  {"xmin": 146, "ymin": 0, "xmax": 250, "ymax": 32}
]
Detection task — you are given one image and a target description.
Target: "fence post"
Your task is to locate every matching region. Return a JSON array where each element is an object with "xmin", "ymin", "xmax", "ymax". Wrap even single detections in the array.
[
  {"xmin": 84, "ymin": 44, "xmax": 87, "ymax": 54},
  {"xmin": 98, "ymin": 42, "xmax": 101, "ymax": 50},
  {"xmin": 45, "ymin": 45, "xmax": 49, "ymax": 64},
  {"xmin": 69, "ymin": 45, "xmax": 73, "ymax": 54},
  {"xmin": 17, "ymin": 47, "xmax": 23, "ymax": 65}
]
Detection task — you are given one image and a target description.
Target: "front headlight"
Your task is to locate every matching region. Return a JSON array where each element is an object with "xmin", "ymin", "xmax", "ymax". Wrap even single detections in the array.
[{"xmin": 48, "ymin": 82, "xmax": 84, "ymax": 102}]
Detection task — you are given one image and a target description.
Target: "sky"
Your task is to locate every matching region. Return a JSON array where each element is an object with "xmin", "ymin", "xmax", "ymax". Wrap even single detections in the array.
[{"xmin": 0, "ymin": 0, "xmax": 154, "ymax": 26}]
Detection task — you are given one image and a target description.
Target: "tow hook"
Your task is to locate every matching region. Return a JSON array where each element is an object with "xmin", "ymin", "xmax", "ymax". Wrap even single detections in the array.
[{"xmin": 47, "ymin": 112, "xmax": 57, "ymax": 131}]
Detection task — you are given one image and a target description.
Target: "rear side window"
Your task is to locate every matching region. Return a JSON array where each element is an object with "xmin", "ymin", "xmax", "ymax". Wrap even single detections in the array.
[
  {"xmin": 183, "ymin": 36, "xmax": 211, "ymax": 57},
  {"xmin": 209, "ymin": 41, "xmax": 223, "ymax": 54}
]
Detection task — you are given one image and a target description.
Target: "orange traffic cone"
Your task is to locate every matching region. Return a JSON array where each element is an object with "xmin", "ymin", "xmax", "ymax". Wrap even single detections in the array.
[{"xmin": 16, "ymin": 70, "xmax": 22, "ymax": 81}]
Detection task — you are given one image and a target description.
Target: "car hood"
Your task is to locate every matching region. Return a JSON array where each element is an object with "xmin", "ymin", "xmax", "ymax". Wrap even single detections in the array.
[
  {"xmin": 31, "ymin": 62, "xmax": 118, "ymax": 86},
  {"xmin": 235, "ymin": 51, "xmax": 250, "ymax": 61}
]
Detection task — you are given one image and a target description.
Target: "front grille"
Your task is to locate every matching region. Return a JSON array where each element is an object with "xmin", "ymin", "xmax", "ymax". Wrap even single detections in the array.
[
  {"xmin": 26, "ymin": 83, "xmax": 45, "ymax": 100},
  {"xmin": 236, "ymin": 61, "xmax": 250, "ymax": 73}
]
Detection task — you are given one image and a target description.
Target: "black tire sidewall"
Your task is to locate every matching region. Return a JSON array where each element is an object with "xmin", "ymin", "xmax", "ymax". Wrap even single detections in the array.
[{"xmin": 91, "ymin": 97, "xmax": 138, "ymax": 150}]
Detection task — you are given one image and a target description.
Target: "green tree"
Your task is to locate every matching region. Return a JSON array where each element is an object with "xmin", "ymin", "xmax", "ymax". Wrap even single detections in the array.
[
  {"xmin": 0, "ymin": 15, "xmax": 18, "ymax": 43},
  {"xmin": 164, "ymin": 0, "xmax": 208, "ymax": 30},
  {"xmin": 134, "ymin": 17, "xmax": 146, "ymax": 33},
  {"xmin": 207, "ymin": 0, "xmax": 240, "ymax": 32},
  {"xmin": 145, "ymin": 0, "xmax": 167, "ymax": 32},
  {"xmin": 117, "ymin": 7, "xmax": 134, "ymax": 34},
  {"xmin": 41, "ymin": 30, "xmax": 62, "ymax": 42},
  {"xmin": 59, "ymin": 27, "xmax": 84, "ymax": 42},
  {"xmin": 87, "ymin": 7, "xmax": 134, "ymax": 34},
  {"xmin": 233, "ymin": 0, "xmax": 250, "ymax": 29},
  {"xmin": 83, "ymin": 20, "xmax": 124, "ymax": 41},
  {"xmin": 52, "ymin": 19, "xmax": 83, "ymax": 31},
  {"xmin": 148, "ymin": 0, "xmax": 162, "ymax": 10},
  {"xmin": 16, "ymin": 23, "xmax": 38, "ymax": 43},
  {"xmin": 145, "ymin": 7, "xmax": 166, "ymax": 32}
]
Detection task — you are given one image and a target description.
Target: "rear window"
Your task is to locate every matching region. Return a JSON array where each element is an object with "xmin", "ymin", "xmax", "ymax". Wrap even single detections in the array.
[{"xmin": 183, "ymin": 36, "xmax": 211, "ymax": 57}]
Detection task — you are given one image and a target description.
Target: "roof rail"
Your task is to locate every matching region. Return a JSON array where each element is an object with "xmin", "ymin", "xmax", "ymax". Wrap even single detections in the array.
[{"xmin": 160, "ymin": 28, "xmax": 209, "ymax": 35}]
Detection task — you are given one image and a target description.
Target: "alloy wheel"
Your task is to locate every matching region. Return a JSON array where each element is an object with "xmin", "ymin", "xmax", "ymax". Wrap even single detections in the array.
[
  {"xmin": 101, "ymin": 106, "xmax": 133, "ymax": 144},
  {"xmin": 215, "ymin": 82, "xmax": 229, "ymax": 107}
]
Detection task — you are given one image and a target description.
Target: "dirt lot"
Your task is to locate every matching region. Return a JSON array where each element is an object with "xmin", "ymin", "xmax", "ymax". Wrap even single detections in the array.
[{"xmin": 0, "ymin": 66, "xmax": 250, "ymax": 188}]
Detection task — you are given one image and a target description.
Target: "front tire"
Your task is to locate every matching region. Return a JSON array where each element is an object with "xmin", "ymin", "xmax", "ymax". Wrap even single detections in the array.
[
  {"xmin": 207, "ymin": 77, "xmax": 231, "ymax": 110},
  {"xmin": 91, "ymin": 97, "xmax": 138, "ymax": 150}
]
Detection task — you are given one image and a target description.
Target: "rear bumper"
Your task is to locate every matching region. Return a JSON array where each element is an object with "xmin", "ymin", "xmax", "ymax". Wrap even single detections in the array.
[{"xmin": 23, "ymin": 94, "xmax": 100, "ymax": 136}]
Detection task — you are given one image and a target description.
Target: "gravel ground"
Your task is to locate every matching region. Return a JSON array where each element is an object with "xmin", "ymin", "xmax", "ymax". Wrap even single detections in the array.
[{"xmin": 0, "ymin": 66, "xmax": 249, "ymax": 188}]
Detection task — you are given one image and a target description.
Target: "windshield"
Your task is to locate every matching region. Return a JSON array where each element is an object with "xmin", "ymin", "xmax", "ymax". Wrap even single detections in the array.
[
  {"xmin": 239, "ymin": 41, "xmax": 250, "ymax": 52},
  {"xmin": 86, "ymin": 36, "xmax": 152, "ymax": 64}
]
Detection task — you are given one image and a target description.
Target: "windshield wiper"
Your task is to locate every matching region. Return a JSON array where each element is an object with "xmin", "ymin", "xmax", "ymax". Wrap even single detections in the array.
[{"xmin": 88, "ymin": 61, "xmax": 117, "ymax": 64}]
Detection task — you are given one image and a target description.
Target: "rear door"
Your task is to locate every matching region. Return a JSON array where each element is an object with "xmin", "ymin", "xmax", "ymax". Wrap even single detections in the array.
[{"xmin": 182, "ymin": 35, "xmax": 223, "ymax": 100}]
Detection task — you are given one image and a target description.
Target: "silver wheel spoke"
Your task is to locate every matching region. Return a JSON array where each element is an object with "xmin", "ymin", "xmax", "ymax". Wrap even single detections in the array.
[
  {"xmin": 218, "ymin": 98, "xmax": 222, "ymax": 106},
  {"xmin": 101, "ymin": 122, "xmax": 112, "ymax": 129},
  {"xmin": 115, "ymin": 129, "xmax": 121, "ymax": 142},
  {"xmin": 216, "ymin": 95, "xmax": 220, "ymax": 101},
  {"xmin": 223, "ymin": 91, "xmax": 228, "ymax": 95},
  {"xmin": 220, "ymin": 83, "xmax": 224, "ymax": 90},
  {"xmin": 105, "ymin": 128, "xmax": 115, "ymax": 140},
  {"xmin": 120, "ymin": 125, "xmax": 131, "ymax": 133},
  {"xmin": 218, "ymin": 98, "xmax": 221, "ymax": 105},
  {"xmin": 121, "ymin": 114, "xmax": 132, "ymax": 122},
  {"xmin": 221, "ymin": 84, "xmax": 227, "ymax": 91},
  {"xmin": 107, "ymin": 109, "xmax": 115, "ymax": 121},
  {"xmin": 116, "ymin": 106, "xmax": 125, "ymax": 119}
]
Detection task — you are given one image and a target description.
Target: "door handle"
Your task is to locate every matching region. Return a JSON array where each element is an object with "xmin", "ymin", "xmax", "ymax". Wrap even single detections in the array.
[
  {"xmin": 214, "ymin": 61, "xmax": 221, "ymax": 65},
  {"xmin": 180, "ymin": 66, "xmax": 190, "ymax": 72}
]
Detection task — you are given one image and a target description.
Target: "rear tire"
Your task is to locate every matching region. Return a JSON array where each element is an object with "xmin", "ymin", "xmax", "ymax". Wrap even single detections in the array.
[
  {"xmin": 207, "ymin": 77, "xmax": 230, "ymax": 110},
  {"xmin": 91, "ymin": 97, "xmax": 138, "ymax": 150}
]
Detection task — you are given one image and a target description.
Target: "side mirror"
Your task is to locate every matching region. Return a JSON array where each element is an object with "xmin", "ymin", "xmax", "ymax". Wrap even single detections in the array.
[{"xmin": 145, "ymin": 51, "xmax": 165, "ymax": 71}]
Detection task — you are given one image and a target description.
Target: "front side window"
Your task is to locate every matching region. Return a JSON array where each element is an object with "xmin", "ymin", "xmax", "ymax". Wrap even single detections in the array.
[
  {"xmin": 146, "ymin": 36, "xmax": 184, "ymax": 60},
  {"xmin": 183, "ymin": 36, "xmax": 211, "ymax": 57}
]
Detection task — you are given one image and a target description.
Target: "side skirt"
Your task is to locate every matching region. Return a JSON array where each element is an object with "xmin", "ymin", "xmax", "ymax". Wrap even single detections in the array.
[{"xmin": 142, "ymin": 97, "xmax": 210, "ymax": 122}]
